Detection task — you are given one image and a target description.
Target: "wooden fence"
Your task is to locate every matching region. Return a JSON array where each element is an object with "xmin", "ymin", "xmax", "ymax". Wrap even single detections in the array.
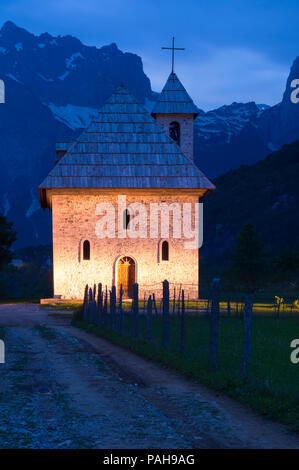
[{"xmin": 82, "ymin": 278, "xmax": 259, "ymax": 376}]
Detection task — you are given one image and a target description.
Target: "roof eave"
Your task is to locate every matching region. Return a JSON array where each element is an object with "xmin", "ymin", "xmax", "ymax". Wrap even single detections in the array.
[{"xmin": 39, "ymin": 187, "xmax": 49, "ymax": 209}]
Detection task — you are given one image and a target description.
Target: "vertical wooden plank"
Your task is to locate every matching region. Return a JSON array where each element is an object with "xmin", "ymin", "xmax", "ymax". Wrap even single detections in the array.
[
  {"xmin": 88, "ymin": 287, "xmax": 93, "ymax": 323},
  {"xmin": 97, "ymin": 283, "xmax": 102, "ymax": 325},
  {"xmin": 103, "ymin": 285, "xmax": 108, "ymax": 327},
  {"xmin": 153, "ymin": 293, "xmax": 158, "ymax": 315},
  {"xmin": 119, "ymin": 283, "xmax": 124, "ymax": 334},
  {"xmin": 242, "ymin": 294, "xmax": 253, "ymax": 377},
  {"xmin": 92, "ymin": 284, "xmax": 97, "ymax": 323},
  {"xmin": 111, "ymin": 285, "xmax": 116, "ymax": 329},
  {"xmin": 83, "ymin": 284, "xmax": 88, "ymax": 321},
  {"xmin": 133, "ymin": 282, "xmax": 139, "ymax": 338},
  {"xmin": 162, "ymin": 280, "xmax": 170, "ymax": 349},
  {"xmin": 180, "ymin": 289, "xmax": 185, "ymax": 354},
  {"xmin": 146, "ymin": 295, "xmax": 152, "ymax": 343},
  {"xmin": 209, "ymin": 278, "xmax": 220, "ymax": 370},
  {"xmin": 172, "ymin": 286, "xmax": 176, "ymax": 315},
  {"xmin": 227, "ymin": 299, "xmax": 231, "ymax": 317}
]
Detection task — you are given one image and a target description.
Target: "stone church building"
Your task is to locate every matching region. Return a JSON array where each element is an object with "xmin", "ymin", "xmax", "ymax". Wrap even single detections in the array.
[{"xmin": 39, "ymin": 72, "xmax": 215, "ymax": 300}]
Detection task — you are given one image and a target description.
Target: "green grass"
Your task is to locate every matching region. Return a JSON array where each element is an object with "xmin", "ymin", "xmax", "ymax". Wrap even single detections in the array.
[{"xmin": 73, "ymin": 314, "xmax": 299, "ymax": 431}]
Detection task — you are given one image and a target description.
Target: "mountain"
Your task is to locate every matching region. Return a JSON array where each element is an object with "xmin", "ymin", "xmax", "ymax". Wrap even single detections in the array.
[
  {"xmin": 194, "ymin": 56, "xmax": 299, "ymax": 177},
  {"xmin": 0, "ymin": 21, "xmax": 154, "ymax": 246},
  {"xmin": 0, "ymin": 21, "xmax": 298, "ymax": 247},
  {"xmin": 203, "ymin": 139, "xmax": 299, "ymax": 260},
  {"xmin": 193, "ymin": 102, "xmax": 270, "ymax": 176}
]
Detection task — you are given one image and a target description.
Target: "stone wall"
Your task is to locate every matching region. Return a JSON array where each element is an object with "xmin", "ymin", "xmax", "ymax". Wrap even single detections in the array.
[
  {"xmin": 51, "ymin": 190, "xmax": 201, "ymax": 300},
  {"xmin": 155, "ymin": 114, "xmax": 194, "ymax": 161}
]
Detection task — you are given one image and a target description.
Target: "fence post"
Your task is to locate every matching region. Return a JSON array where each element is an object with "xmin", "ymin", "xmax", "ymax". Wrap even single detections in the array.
[
  {"xmin": 103, "ymin": 286, "xmax": 108, "ymax": 327},
  {"xmin": 162, "ymin": 280, "xmax": 170, "ymax": 348},
  {"xmin": 210, "ymin": 278, "xmax": 220, "ymax": 370},
  {"xmin": 119, "ymin": 284, "xmax": 124, "ymax": 334},
  {"xmin": 97, "ymin": 283, "xmax": 102, "ymax": 325},
  {"xmin": 152, "ymin": 293, "xmax": 158, "ymax": 315},
  {"xmin": 83, "ymin": 284, "xmax": 88, "ymax": 321},
  {"xmin": 172, "ymin": 286, "xmax": 176, "ymax": 315},
  {"xmin": 242, "ymin": 294, "xmax": 253, "ymax": 377},
  {"xmin": 132, "ymin": 283, "xmax": 139, "ymax": 338},
  {"xmin": 146, "ymin": 295, "xmax": 152, "ymax": 342},
  {"xmin": 88, "ymin": 287, "xmax": 93, "ymax": 323},
  {"xmin": 180, "ymin": 289, "xmax": 185, "ymax": 354},
  {"xmin": 111, "ymin": 285, "xmax": 116, "ymax": 330},
  {"xmin": 92, "ymin": 284, "xmax": 97, "ymax": 323}
]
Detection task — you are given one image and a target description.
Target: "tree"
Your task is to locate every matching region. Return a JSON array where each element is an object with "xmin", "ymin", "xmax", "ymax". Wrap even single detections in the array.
[
  {"xmin": 0, "ymin": 214, "xmax": 17, "ymax": 270},
  {"xmin": 273, "ymin": 249, "xmax": 299, "ymax": 283},
  {"xmin": 229, "ymin": 222, "xmax": 267, "ymax": 289}
]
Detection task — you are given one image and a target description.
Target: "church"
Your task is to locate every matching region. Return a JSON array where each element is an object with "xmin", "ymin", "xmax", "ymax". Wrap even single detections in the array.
[{"xmin": 39, "ymin": 66, "xmax": 215, "ymax": 300}]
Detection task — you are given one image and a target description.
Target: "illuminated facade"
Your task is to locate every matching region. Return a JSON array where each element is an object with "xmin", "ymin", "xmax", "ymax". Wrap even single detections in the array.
[{"xmin": 39, "ymin": 73, "xmax": 215, "ymax": 299}]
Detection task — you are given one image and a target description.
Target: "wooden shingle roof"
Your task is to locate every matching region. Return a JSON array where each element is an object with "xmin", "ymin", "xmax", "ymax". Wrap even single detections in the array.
[
  {"xmin": 152, "ymin": 72, "xmax": 199, "ymax": 116},
  {"xmin": 39, "ymin": 85, "xmax": 214, "ymax": 207}
]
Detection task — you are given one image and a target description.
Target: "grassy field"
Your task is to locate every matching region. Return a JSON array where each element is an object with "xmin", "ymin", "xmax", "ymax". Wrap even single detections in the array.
[{"xmin": 73, "ymin": 313, "xmax": 299, "ymax": 430}]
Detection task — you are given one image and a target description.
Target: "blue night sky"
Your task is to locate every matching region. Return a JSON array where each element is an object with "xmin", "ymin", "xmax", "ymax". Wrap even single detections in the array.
[{"xmin": 0, "ymin": 0, "xmax": 298, "ymax": 109}]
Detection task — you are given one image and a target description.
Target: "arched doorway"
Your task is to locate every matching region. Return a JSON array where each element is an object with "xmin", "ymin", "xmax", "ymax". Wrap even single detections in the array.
[{"xmin": 117, "ymin": 256, "xmax": 136, "ymax": 299}]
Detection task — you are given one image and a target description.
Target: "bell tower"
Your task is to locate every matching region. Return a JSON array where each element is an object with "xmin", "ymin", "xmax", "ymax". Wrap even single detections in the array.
[
  {"xmin": 151, "ymin": 71, "xmax": 198, "ymax": 160},
  {"xmin": 151, "ymin": 38, "xmax": 198, "ymax": 160}
]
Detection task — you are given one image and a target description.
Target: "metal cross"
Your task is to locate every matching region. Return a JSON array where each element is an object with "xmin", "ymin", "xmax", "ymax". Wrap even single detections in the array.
[{"xmin": 162, "ymin": 37, "xmax": 185, "ymax": 73}]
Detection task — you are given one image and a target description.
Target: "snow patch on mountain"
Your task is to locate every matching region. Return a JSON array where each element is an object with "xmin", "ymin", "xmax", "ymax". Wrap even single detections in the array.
[
  {"xmin": 6, "ymin": 73, "xmax": 22, "ymax": 83},
  {"xmin": 26, "ymin": 192, "xmax": 41, "ymax": 218},
  {"xmin": 267, "ymin": 142, "xmax": 277, "ymax": 152},
  {"xmin": 59, "ymin": 70, "xmax": 70, "ymax": 81},
  {"xmin": 14, "ymin": 42, "xmax": 23, "ymax": 51},
  {"xmin": 38, "ymin": 73, "xmax": 54, "ymax": 82},
  {"xmin": 2, "ymin": 193, "xmax": 10, "ymax": 216},
  {"xmin": 194, "ymin": 101, "xmax": 266, "ymax": 145},
  {"xmin": 66, "ymin": 52, "xmax": 84, "ymax": 69},
  {"xmin": 47, "ymin": 103, "xmax": 98, "ymax": 130}
]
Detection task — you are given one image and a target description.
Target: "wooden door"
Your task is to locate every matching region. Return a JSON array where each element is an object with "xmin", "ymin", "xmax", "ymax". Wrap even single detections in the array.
[{"xmin": 117, "ymin": 257, "xmax": 135, "ymax": 299}]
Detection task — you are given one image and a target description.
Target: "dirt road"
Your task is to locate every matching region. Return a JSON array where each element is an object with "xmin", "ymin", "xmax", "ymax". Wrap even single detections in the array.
[{"xmin": 0, "ymin": 303, "xmax": 298, "ymax": 449}]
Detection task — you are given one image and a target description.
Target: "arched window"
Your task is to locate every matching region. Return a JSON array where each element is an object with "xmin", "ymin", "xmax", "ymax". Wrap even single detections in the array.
[
  {"xmin": 169, "ymin": 121, "xmax": 180, "ymax": 145},
  {"xmin": 161, "ymin": 240, "xmax": 169, "ymax": 261},
  {"xmin": 83, "ymin": 240, "xmax": 90, "ymax": 260},
  {"xmin": 123, "ymin": 209, "xmax": 130, "ymax": 229}
]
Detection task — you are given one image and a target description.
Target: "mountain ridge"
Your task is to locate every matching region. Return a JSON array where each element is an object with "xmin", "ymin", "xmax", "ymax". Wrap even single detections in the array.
[{"xmin": 0, "ymin": 21, "xmax": 298, "ymax": 247}]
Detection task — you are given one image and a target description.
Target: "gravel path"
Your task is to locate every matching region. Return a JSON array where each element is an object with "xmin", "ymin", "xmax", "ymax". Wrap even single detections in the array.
[{"xmin": 0, "ymin": 303, "xmax": 298, "ymax": 449}]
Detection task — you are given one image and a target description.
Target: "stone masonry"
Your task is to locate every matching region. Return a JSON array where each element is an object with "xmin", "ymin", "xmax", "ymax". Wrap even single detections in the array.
[{"xmin": 51, "ymin": 189, "xmax": 201, "ymax": 300}]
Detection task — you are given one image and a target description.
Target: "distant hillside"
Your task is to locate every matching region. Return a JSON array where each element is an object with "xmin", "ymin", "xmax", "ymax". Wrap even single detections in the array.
[
  {"xmin": 0, "ymin": 21, "xmax": 298, "ymax": 247},
  {"xmin": 203, "ymin": 139, "xmax": 299, "ymax": 259},
  {"xmin": 194, "ymin": 56, "xmax": 299, "ymax": 177}
]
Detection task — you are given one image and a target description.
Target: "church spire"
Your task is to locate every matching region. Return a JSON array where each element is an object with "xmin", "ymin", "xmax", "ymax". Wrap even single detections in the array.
[{"xmin": 151, "ymin": 72, "xmax": 199, "ymax": 117}]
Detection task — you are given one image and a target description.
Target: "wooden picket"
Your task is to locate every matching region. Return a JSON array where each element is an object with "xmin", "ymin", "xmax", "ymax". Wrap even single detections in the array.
[{"xmin": 209, "ymin": 279, "xmax": 220, "ymax": 370}]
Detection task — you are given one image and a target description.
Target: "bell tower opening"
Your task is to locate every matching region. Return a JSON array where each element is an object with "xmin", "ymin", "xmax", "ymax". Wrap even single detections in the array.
[{"xmin": 169, "ymin": 121, "xmax": 180, "ymax": 145}]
